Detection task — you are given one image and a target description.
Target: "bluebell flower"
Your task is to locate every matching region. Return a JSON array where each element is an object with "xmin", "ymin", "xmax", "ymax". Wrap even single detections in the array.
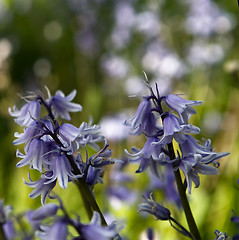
[
  {"xmin": 179, "ymin": 134, "xmax": 229, "ymax": 164},
  {"xmin": 36, "ymin": 218, "xmax": 68, "ymax": 240},
  {"xmin": 45, "ymin": 153, "xmax": 82, "ymax": 189},
  {"xmin": 179, "ymin": 154, "xmax": 219, "ymax": 194},
  {"xmin": 89, "ymin": 142, "xmax": 114, "ymax": 167},
  {"xmin": 58, "ymin": 123, "xmax": 80, "ymax": 154},
  {"xmin": 16, "ymin": 138, "xmax": 46, "ymax": 172},
  {"xmin": 78, "ymin": 120, "xmax": 104, "ymax": 150},
  {"xmin": 126, "ymin": 137, "xmax": 166, "ymax": 161},
  {"xmin": 78, "ymin": 212, "xmax": 118, "ymax": 240},
  {"xmin": 2, "ymin": 220, "xmax": 16, "ymax": 240},
  {"xmin": 157, "ymin": 113, "xmax": 200, "ymax": 145},
  {"xmin": 138, "ymin": 195, "xmax": 171, "ymax": 221},
  {"xmin": 125, "ymin": 137, "xmax": 168, "ymax": 173},
  {"xmin": 86, "ymin": 166, "xmax": 103, "ymax": 186},
  {"xmin": 9, "ymin": 100, "xmax": 41, "ymax": 126},
  {"xmin": 0, "ymin": 201, "xmax": 17, "ymax": 240},
  {"xmin": 24, "ymin": 172, "xmax": 57, "ymax": 205},
  {"xmin": 48, "ymin": 90, "xmax": 82, "ymax": 120},
  {"xmin": 31, "ymin": 203, "xmax": 59, "ymax": 221},
  {"xmin": 165, "ymin": 94, "xmax": 202, "ymax": 123},
  {"xmin": 124, "ymin": 98, "xmax": 159, "ymax": 136},
  {"xmin": 13, "ymin": 120, "xmax": 46, "ymax": 145}
]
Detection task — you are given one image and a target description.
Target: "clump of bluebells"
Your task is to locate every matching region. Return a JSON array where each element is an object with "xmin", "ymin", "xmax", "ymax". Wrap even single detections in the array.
[
  {"xmin": 124, "ymin": 81, "xmax": 230, "ymax": 239},
  {"xmin": 5, "ymin": 88, "xmax": 121, "ymax": 239},
  {"xmin": 1, "ymin": 83, "xmax": 235, "ymax": 239}
]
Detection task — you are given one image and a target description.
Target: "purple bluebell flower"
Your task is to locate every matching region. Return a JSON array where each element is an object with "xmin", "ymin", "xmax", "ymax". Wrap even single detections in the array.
[
  {"xmin": 49, "ymin": 90, "xmax": 82, "ymax": 120},
  {"xmin": 13, "ymin": 120, "xmax": 46, "ymax": 145},
  {"xmin": 2, "ymin": 221, "xmax": 16, "ymax": 240},
  {"xmin": 179, "ymin": 134, "xmax": 229, "ymax": 164},
  {"xmin": 125, "ymin": 137, "xmax": 168, "ymax": 173},
  {"xmin": 0, "ymin": 201, "xmax": 16, "ymax": 240},
  {"xmin": 179, "ymin": 154, "xmax": 219, "ymax": 194},
  {"xmin": 9, "ymin": 100, "xmax": 41, "ymax": 126},
  {"xmin": 89, "ymin": 142, "xmax": 113, "ymax": 167},
  {"xmin": 24, "ymin": 172, "xmax": 57, "ymax": 205},
  {"xmin": 78, "ymin": 120, "xmax": 104, "ymax": 150},
  {"xmin": 16, "ymin": 138, "xmax": 46, "ymax": 171},
  {"xmin": 31, "ymin": 203, "xmax": 58, "ymax": 221},
  {"xmin": 46, "ymin": 153, "xmax": 81, "ymax": 189},
  {"xmin": 124, "ymin": 98, "xmax": 159, "ymax": 136},
  {"xmin": 126, "ymin": 137, "xmax": 166, "ymax": 162},
  {"xmin": 165, "ymin": 94, "xmax": 202, "ymax": 123},
  {"xmin": 58, "ymin": 123, "xmax": 80, "ymax": 153},
  {"xmin": 78, "ymin": 212, "xmax": 118, "ymax": 240},
  {"xmin": 157, "ymin": 113, "xmax": 200, "ymax": 145},
  {"xmin": 86, "ymin": 166, "xmax": 103, "ymax": 186},
  {"xmin": 36, "ymin": 218, "xmax": 68, "ymax": 240},
  {"xmin": 138, "ymin": 195, "xmax": 171, "ymax": 221}
]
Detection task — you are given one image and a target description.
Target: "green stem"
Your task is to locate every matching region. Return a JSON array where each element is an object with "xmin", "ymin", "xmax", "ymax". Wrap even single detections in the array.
[
  {"xmin": 75, "ymin": 178, "xmax": 107, "ymax": 226},
  {"xmin": 168, "ymin": 142, "xmax": 201, "ymax": 240}
]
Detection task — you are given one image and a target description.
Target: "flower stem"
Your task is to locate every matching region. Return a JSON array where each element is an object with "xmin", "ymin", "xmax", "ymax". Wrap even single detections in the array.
[
  {"xmin": 75, "ymin": 178, "xmax": 108, "ymax": 226},
  {"xmin": 168, "ymin": 142, "xmax": 201, "ymax": 240}
]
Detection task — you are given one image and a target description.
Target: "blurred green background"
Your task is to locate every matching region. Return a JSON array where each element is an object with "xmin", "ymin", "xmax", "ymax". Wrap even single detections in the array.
[{"xmin": 0, "ymin": 0, "xmax": 238, "ymax": 239}]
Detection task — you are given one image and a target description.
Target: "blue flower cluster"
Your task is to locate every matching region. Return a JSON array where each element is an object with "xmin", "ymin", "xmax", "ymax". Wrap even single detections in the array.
[
  {"xmin": 9, "ymin": 88, "xmax": 113, "ymax": 205},
  {"xmin": 125, "ymin": 87, "xmax": 229, "ymax": 194},
  {"xmin": 3, "ymin": 85, "xmax": 235, "ymax": 240},
  {"xmin": 0, "ymin": 198, "xmax": 120, "ymax": 240}
]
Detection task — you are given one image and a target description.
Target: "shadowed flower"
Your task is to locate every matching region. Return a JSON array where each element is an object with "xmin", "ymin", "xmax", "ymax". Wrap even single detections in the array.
[
  {"xmin": 124, "ymin": 98, "xmax": 159, "ymax": 136},
  {"xmin": 9, "ymin": 100, "xmax": 41, "ymax": 126},
  {"xmin": 165, "ymin": 94, "xmax": 202, "ymax": 123},
  {"xmin": 49, "ymin": 90, "xmax": 82, "ymax": 120}
]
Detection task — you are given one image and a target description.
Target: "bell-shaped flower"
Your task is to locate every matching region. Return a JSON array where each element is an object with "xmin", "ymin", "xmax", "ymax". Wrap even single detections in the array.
[
  {"xmin": 138, "ymin": 194, "xmax": 171, "ymax": 221},
  {"xmin": 78, "ymin": 121, "xmax": 104, "ymax": 150},
  {"xmin": 49, "ymin": 90, "xmax": 82, "ymax": 120},
  {"xmin": 179, "ymin": 134, "xmax": 229, "ymax": 164},
  {"xmin": 86, "ymin": 166, "xmax": 103, "ymax": 186},
  {"xmin": 165, "ymin": 94, "xmax": 202, "ymax": 123},
  {"xmin": 16, "ymin": 138, "xmax": 46, "ymax": 172},
  {"xmin": 124, "ymin": 98, "xmax": 159, "ymax": 136},
  {"xmin": 157, "ymin": 113, "xmax": 200, "ymax": 145},
  {"xmin": 89, "ymin": 141, "xmax": 113, "ymax": 167},
  {"xmin": 58, "ymin": 123, "xmax": 80, "ymax": 154},
  {"xmin": 36, "ymin": 218, "xmax": 68, "ymax": 240},
  {"xmin": 31, "ymin": 203, "xmax": 58, "ymax": 221},
  {"xmin": 45, "ymin": 153, "xmax": 82, "ymax": 189},
  {"xmin": 126, "ymin": 137, "xmax": 168, "ymax": 173},
  {"xmin": 78, "ymin": 212, "xmax": 118, "ymax": 240},
  {"xmin": 24, "ymin": 172, "xmax": 57, "ymax": 205},
  {"xmin": 179, "ymin": 154, "xmax": 219, "ymax": 194},
  {"xmin": 9, "ymin": 100, "xmax": 41, "ymax": 126}
]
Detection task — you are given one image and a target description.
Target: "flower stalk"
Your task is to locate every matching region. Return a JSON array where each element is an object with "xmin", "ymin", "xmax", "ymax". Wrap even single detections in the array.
[{"xmin": 168, "ymin": 142, "xmax": 201, "ymax": 240}]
